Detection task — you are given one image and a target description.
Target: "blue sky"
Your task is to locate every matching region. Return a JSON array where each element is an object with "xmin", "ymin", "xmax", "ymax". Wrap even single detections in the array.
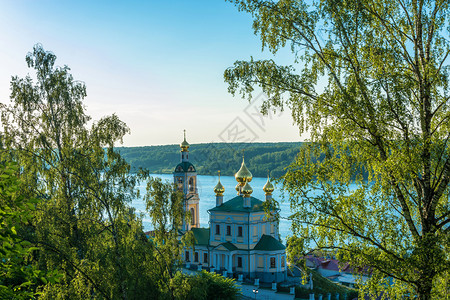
[{"xmin": 0, "ymin": 1, "xmax": 302, "ymax": 146}]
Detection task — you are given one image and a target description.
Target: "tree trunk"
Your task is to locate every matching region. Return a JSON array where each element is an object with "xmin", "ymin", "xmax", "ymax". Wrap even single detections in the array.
[{"xmin": 416, "ymin": 281, "xmax": 432, "ymax": 300}]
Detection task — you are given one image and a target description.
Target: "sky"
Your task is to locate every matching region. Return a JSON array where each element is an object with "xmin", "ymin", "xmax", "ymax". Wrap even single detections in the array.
[{"xmin": 0, "ymin": 0, "xmax": 304, "ymax": 146}]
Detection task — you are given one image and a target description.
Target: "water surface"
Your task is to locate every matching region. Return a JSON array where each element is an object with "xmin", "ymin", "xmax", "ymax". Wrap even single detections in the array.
[{"xmin": 131, "ymin": 174, "xmax": 293, "ymax": 240}]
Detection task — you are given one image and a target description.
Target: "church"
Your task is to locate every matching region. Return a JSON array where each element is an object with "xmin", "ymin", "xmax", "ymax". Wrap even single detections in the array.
[{"xmin": 174, "ymin": 132, "xmax": 287, "ymax": 283}]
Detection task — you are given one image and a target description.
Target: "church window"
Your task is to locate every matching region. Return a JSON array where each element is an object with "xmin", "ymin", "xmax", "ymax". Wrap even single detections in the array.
[
  {"xmin": 215, "ymin": 224, "xmax": 220, "ymax": 235},
  {"xmin": 226, "ymin": 225, "xmax": 231, "ymax": 236},
  {"xmin": 185, "ymin": 251, "xmax": 190, "ymax": 262},
  {"xmin": 270, "ymin": 257, "xmax": 276, "ymax": 268},
  {"xmin": 237, "ymin": 256, "xmax": 242, "ymax": 268},
  {"xmin": 189, "ymin": 177, "xmax": 194, "ymax": 191},
  {"xmin": 190, "ymin": 208, "xmax": 195, "ymax": 225},
  {"xmin": 194, "ymin": 252, "xmax": 199, "ymax": 262},
  {"xmin": 203, "ymin": 253, "xmax": 208, "ymax": 263},
  {"xmin": 281, "ymin": 256, "xmax": 285, "ymax": 267},
  {"xmin": 238, "ymin": 226, "xmax": 243, "ymax": 237},
  {"xmin": 257, "ymin": 256, "xmax": 264, "ymax": 268}
]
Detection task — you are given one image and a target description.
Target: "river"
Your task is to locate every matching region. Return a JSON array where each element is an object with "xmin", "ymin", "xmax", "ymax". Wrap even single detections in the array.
[{"xmin": 131, "ymin": 174, "xmax": 293, "ymax": 241}]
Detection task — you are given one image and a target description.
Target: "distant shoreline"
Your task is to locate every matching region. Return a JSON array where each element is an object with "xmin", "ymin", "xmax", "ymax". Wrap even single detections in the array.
[{"xmin": 117, "ymin": 142, "xmax": 304, "ymax": 178}]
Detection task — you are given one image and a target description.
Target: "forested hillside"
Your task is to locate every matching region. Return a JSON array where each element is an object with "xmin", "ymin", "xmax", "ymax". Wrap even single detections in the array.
[{"xmin": 117, "ymin": 142, "xmax": 304, "ymax": 177}]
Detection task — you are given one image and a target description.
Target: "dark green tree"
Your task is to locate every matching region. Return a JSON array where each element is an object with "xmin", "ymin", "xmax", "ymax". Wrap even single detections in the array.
[
  {"xmin": 184, "ymin": 270, "xmax": 240, "ymax": 300},
  {"xmin": 1, "ymin": 44, "xmax": 159, "ymax": 299},
  {"xmin": 224, "ymin": 1, "xmax": 450, "ymax": 299}
]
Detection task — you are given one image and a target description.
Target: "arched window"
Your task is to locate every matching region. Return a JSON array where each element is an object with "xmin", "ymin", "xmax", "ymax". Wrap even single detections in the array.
[
  {"xmin": 190, "ymin": 208, "xmax": 195, "ymax": 225},
  {"xmin": 189, "ymin": 177, "xmax": 194, "ymax": 192},
  {"xmin": 177, "ymin": 177, "xmax": 183, "ymax": 190}
]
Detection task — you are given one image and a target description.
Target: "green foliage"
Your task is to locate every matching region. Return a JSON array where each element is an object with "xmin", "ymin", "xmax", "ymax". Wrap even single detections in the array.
[
  {"xmin": 224, "ymin": 0, "xmax": 450, "ymax": 299},
  {"xmin": 184, "ymin": 271, "xmax": 240, "ymax": 300},
  {"xmin": 143, "ymin": 179, "xmax": 240, "ymax": 300},
  {"xmin": 295, "ymin": 269, "xmax": 357, "ymax": 299},
  {"xmin": 0, "ymin": 161, "xmax": 53, "ymax": 299},
  {"xmin": 144, "ymin": 177, "xmax": 195, "ymax": 299},
  {"xmin": 1, "ymin": 44, "xmax": 161, "ymax": 300},
  {"xmin": 117, "ymin": 142, "xmax": 303, "ymax": 177}
]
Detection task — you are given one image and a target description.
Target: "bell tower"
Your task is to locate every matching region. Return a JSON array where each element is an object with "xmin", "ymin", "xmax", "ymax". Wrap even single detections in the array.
[{"xmin": 173, "ymin": 130, "xmax": 200, "ymax": 231}]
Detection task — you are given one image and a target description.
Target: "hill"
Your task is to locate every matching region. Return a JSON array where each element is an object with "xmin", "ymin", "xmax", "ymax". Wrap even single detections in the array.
[{"xmin": 116, "ymin": 142, "xmax": 304, "ymax": 178}]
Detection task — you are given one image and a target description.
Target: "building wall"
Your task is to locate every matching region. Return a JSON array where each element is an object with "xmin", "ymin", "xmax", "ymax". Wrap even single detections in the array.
[{"xmin": 209, "ymin": 211, "xmax": 279, "ymax": 248}]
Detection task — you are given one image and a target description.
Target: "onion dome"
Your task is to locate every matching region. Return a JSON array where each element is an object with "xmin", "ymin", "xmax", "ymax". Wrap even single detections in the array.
[
  {"xmin": 214, "ymin": 171, "xmax": 225, "ymax": 196},
  {"xmin": 242, "ymin": 181, "xmax": 253, "ymax": 197},
  {"xmin": 235, "ymin": 157, "xmax": 252, "ymax": 184},
  {"xmin": 235, "ymin": 183, "xmax": 241, "ymax": 195},
  {"xmin": 263, "ymin": 176, "xmax": 274, "ymax": 195},
  {"xmin": 180, "ymin": 130, "xmax": 190, "ymax": 151}
]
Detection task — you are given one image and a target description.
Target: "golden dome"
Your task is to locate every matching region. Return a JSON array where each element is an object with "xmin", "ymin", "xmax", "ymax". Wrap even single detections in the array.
[
  {"xmin": 235, "ymin": 183, "xmax": 241, "ymax": 195},
  {"xmin": 235, "ymin": 157, "xmax": 252, "ymax": 184},
  {"xmin": 242, "ymin": 181, "xmax": 253, "ymax": 196},
  {"xmin": 263, "ymin": 176, "xmax": 274, "ymax": 195},
  {"xmin": 180, "ymin": 130, "xmax": 190, "ymax": 151},
  {"xmin": 214, "ymin": 171, "xmax": 225, "ymax": 196}
]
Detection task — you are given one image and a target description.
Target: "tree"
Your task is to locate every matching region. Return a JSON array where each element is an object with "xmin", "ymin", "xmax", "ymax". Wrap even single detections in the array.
[
  {"xmin": 185, "ymin": 270, "xmax": 240, "ymax": 300},
  {"xmin": 224, "ymin": 1, "xmax": 449, "ymax": 299},
  {"xmin": 0, "ymin": 161, "xmax": 59, "ymax": 299},
  {"xmin": 1, "ymin": 44, "xmax": 160, "ymax": 299},
  {"xmin": 144, "ymin": 177, "xmax": 195, "ymax": 299}
]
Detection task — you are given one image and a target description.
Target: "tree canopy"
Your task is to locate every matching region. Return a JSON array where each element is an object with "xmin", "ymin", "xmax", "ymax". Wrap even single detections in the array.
[
  {"xmin": 224, "ymin": 0, "xmax": 450, "ymax": 299},
  {"xmin": 1, "ymin": 44, "xmax": 242, "ymax": 300},
  {"xmin": 1, "ymin": 44, "xmax": 163, "ymax": 299},
  {"xmin": 0, "ymin": 161, "xmax": 58, "ymax": 299},
  {"xmin": 117, "ymin": 142, "xmax": 303, "ymax": 177}
]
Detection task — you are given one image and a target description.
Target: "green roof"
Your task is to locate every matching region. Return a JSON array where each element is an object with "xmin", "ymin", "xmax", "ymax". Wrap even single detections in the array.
[
  {"xmin": 216, "ymin": 241, "xmax": 238, "ymax": 251},
  {"xmin": 253, "ymin": 234, "xmax": 286, "ymax": 251},
  {"xmin": 174, "ymin": 161, "xmax": 196, "ymax": 173},
  {"xmin": 208, "ymin": 196, "xmax": 265, "ymax": 213},
  {"xmin": 192, "ymin": 228, "xmax": 209, "ymax": 245}
]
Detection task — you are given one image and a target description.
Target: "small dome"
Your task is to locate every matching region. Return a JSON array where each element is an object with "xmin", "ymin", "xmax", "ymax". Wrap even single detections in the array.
[
  {"xmin": 214, "ymin": 181, "xmax": 225, "ymax": 196},
  {"xmin": 235, "ymin": 158, "xmax": 252, "ymax": 184},
  {"xmin": 242, "ymin": 181, "xmax": 253, "ymax": 196},
  {"xmin": 214, "ymin": 171, "xmax": 225, "ymax": 196},
  {"xmin": 263, "ymin": 177, "xmax": 274, "ymax": 195},
  {"xmin": 180, "ymin": 130, "xmax": 190, "ymax": 151}
]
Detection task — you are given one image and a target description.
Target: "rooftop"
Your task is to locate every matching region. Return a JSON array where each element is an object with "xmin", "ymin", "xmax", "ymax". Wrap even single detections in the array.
[
  {"xmin": 254, "ymin": 234, "xmax": 286, "ymax": 251},
  {"xmin": 174, "ymin": 161, "xmax": 196, "ymax": 173},
  {"xmin": 192, "ymin": 227, "xmax": 209, "ymax": 245},
  {"xmin": 208, "ymin": 196, "xmax": 265, "ymax": 213}
]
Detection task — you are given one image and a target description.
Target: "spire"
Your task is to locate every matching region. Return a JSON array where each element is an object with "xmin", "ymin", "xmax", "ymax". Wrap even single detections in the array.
[
  {"xmin": 180, "ymin": 129, "xmax": 190, "ymax": 152},
  {"xmin": 214, "ymin": 170, "xmax": 225, "ymax": 207},
  {"xmin": 213, "ymin": 171, "xmax": 225, "ymax": 196},
  {"xmin": 263, "ymin": 171, "xmax": 274, "ymax": 195}
]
